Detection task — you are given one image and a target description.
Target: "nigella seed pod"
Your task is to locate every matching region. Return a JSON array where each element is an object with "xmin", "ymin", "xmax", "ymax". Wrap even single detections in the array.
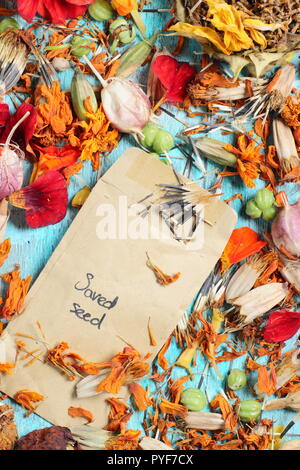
[{"xmin": 84, "ymin": 55, "xmax": 151, "ymax": 136}]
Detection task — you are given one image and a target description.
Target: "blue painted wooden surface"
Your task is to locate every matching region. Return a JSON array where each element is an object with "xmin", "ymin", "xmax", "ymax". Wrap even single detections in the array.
[{"xmin": 1, "ymin": 0, "xmax": 300, "ymax": 446}]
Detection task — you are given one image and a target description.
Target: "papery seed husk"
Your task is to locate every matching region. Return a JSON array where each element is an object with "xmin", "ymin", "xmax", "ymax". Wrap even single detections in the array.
[
  {"xmin": 278, "ymin": 439, "xmax": 300, "ymax": 450},
  {"xmin": 275, "ymin": 350, "xmax": 300, "ymax": 391},
  {"xmin": 139, "ymin": 437, "xmax": 173, "ymax": 450},
  {"xmin": 185, "ymin": 411, "xmax": 225, "ymax": 430},
  {"xmin": 225, "ymin": 256, "xmax": 267, "ymax": 302},
  {"xmin": 233, "ymin": 282, "xmax": 289, "ymax": 326},
  {"xmin": 273, "ymin": 118, "xmax": 300, "ymax": 174}
]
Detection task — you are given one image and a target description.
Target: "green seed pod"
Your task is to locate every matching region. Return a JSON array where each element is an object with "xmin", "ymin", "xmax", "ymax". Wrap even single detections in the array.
[
  {"xmin": 262, "ymin": 206, "xmax": 277, "ymax": 221},
  {"xmin": 88, "ymin": 0, "xmax": 114, "ymax": 21},
  {"xmin": 227, "ymin": 369, "xmax": 247, "ymax": 391},
  {"xmin": 254, "ymin": 188, "xmax": 275, "ymax": 211},
  {"xmin": 0, "ymin": 18, "xmax": 19, "ymax": 34},
  {"xmin": 71, "ymin": 68, "xmax": 98, "ymax": 122},
  {"xmin": 109, "ymin": 19, "xmax": 136, "ymax": 53},
  {"xmin": 237, "ymin": 400, "xmax": 262, "ymax": 422},
  {"xmin": 180, "ymin": 388, "xmax": 206, "ymax": 411},
  {"xmin": 71, "ymin": 37, "xmax": 92, "ymax": 58},
  {"xmin": 246, "ymin": 199, "xmax": 262, "ymax": 219},
  {"xmin": 116, "ymin": 33, "xmax": 158, "ymax": 78}
]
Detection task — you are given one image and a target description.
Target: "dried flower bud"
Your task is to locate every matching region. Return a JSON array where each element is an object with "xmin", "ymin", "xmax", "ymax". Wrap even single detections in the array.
[
  {"xmin": 264, "ymin": 391, "xmax": 300, "ymax": 412},
  {"xmin": 273, "ymin": 118, "xmax": 299, "ymax": 174},
  {"xmin": 139, "ymin": 437, "xmax": 173, "ymax": 450},
  {"xmin": 0, "ymin": 403, "xmax": 17, "ymax": 450},
  {"xmin": 185, "ymin": 411, "xmax": 225, "ymax": 431}
]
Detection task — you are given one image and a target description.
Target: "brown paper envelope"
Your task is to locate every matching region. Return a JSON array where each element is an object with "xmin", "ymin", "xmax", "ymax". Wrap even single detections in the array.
[{"xmin": 0, "ymin": 148, "xmax": 237, "ymax": 429}]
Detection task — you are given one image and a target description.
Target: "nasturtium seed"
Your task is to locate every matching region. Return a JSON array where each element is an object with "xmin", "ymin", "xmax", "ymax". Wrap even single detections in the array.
[
  {"xmin": 237, "ymin": 400, "xmax": 262, "ymax": 422},
  {"xmin": 254, "ymin": 188, "xmax": 275, "ymax": 211},
  {"xmin": 262, "ymin": 206, "xmax": 277, "ymax": 221},
  {"xmin": 246, "ymin": 199, "xmax": 262, "ymax": 219},
  {"xmin": 180, "ymin": 388, "xmax": 206, "ymax": 411},
  {"xmin": 227, "ymin": 369, "xmax": 247, "ymax": 390}
]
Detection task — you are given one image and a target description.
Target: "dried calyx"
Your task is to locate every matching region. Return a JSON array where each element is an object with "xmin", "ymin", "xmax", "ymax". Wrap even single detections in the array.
[{"xmin": 273, "ymin": 118, "xmax": 300, "ymax": 174}]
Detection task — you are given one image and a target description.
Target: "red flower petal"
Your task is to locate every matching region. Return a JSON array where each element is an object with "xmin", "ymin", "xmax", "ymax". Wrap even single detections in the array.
[
  {"xmin": 17, "ymin": 0, "xmax": 39, "ymax": 23},
  {"xmin": 151, "ymin": 55, "xmax": 196, "ymax": 104},
  {"xmin": 67, "ymin": 0, "xmax": 94, "ymax": 5},
  {"xmin": 9, "ymin": 171, "xmax": 68, "ymax": 228},
  {"xmin": 0, "ymin": 104, "xmax": 37, "ymax": 151},
  {"xmin": 38, "ymin": 0, "xmax": 88, "ymax": 22},
  {"xmin": 33, "ymin": 144, "xmax": 80, "ymax": 179},
  {"xmin": 0, "ymin": 104, "xmax": 10, "ymax": 126},
  {"xmin": 221, "ymin": 227, "xmax": 267, "ymax": 271},
  {"xmin": 264, "ymin": 310, "xmax": 300, "ymax": 343}
]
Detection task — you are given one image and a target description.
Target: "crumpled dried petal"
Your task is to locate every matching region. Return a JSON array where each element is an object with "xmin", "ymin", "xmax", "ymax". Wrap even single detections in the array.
[
  {"xmin": 9, "ymin": 170, "xmax": 68, "ymax": 228},
  {"xmin": 31, "ymin": 144, "xmax": 80, "ymax": 182},
  {"xmin": 210, "ymin": 394, "xmax": 237, "ymax": 431},
  {"xmin": 0, "ymin": 239, "xmax": 11, "ymax": 267},
  {"xmin": 159, "ymin": 398, "xmax": 188, "ymax": 418},
  {"xmin": 104, "ymin": 398, "xmax": 132, "ymax": 433},
  {"xmin": 14, "ymin": 389, "xmax": 44, "ymax": 411},
  {"xmin": 128, "ymin": 382, "xmax": 153, "ymax": 411},
  {"xmin": 68, "ymin": 406, "xmax": 94, "ymax": 424},
  {"xmin": 0, "ymin": 267, "xmax": 32, "ymax": 320},
  {"xmin": 150, "ymin": 55, "xmax": 196, "ymax": 104}
]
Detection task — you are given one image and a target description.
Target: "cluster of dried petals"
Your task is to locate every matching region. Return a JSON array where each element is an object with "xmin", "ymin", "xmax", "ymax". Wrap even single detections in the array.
[
  {"xmin": 34, "ymin": 81, "xmax": 73, "ymax": 146},
  {"xmin": 15, "ymin": 426, "xmax": 79, "ymax": 450},
  {"xmin": 68, "ymin": 105, "xmax": 119, "ymax": 171},
  {"xmin": 0, "ymin": 403, "xmax": 18, "ymax": 450},
  {"xmin": 14, "ymin": 389, "xmax": 44, "ymax": 411},
  {"xmin": 0, "ymin": 268, "xmax": 32, "ymax": 320}
]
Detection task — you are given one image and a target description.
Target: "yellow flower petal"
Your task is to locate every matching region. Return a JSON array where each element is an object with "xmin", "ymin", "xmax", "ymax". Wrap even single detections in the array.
[
  {"xmin": 247, "ymin": 27, "xmax": 267, "ymax": 48},
  {"xmin": 243, "ymin": 18, "xmax": 281, "ymax": 32},
  {"xmin": 168, "ymin": 22, "xmax": 230, "ymax": 55}
]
